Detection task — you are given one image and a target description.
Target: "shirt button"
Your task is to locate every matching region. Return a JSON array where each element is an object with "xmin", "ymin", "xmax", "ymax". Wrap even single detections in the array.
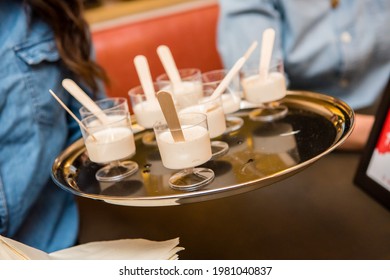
[
  {"xmin": 339, "ymin": 78, "xmax": 349, "ymax": 87},
  {"xmin": 340, "ymin": 32, "xmax": 352, "ymax": 43}
]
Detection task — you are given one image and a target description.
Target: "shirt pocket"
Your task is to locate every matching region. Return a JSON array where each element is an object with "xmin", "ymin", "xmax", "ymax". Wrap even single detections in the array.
[
  {"xmin": 14, "ymin": 37, "xmax": 60, "ymax": 65},
  {"xmin": 13, "ymin": 38, "xmax": 65, "ymax": 126}
]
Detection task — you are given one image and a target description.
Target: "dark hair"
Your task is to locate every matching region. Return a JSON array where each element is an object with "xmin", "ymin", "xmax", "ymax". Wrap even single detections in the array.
[{"xmin": 24, "ymin": 0, "xmax": 108, "ymax": 94}]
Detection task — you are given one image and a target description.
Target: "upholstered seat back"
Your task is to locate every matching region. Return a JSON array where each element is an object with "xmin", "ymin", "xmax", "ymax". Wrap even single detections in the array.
[{"xmin": 92, "ymin": 1, "xmax": 222, "ymax": 107}]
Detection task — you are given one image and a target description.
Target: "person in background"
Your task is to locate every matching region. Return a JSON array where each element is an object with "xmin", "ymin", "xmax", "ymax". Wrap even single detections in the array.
[
  {"xmin": 217, "ymin": 0, "xmax": 390, "ymax": 150},
  {"xmin": 0, "ymin": 0, "xmax": 107, "ymax": 252}
]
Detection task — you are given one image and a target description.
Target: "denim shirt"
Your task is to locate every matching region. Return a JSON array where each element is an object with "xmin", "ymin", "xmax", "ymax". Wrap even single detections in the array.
[
  {"xmin": 0, "ymin": 1, "xmax": 99, "ymax": 252},
  {"xmin": 218, "ymin": 0, "xmax": 390, "ymax": 109}
]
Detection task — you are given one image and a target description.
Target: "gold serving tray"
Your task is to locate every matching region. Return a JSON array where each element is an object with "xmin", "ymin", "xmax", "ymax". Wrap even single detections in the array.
[{"xmin": 51, "ymin": 91, "xmax": 354, "ymax": 206}]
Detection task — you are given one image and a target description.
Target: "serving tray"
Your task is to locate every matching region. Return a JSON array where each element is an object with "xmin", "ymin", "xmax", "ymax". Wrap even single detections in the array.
[{"xmin": 51, "ymin": 91, "xmax": 354, "ymax": 206}]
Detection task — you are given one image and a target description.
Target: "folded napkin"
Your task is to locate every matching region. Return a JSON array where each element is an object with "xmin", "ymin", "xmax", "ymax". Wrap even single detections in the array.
[
  {"xmin": 0, "ymin": 235, "xmax": 50, "ymax": 260},
  {"xmin": 0, "ymin": 235, "xmax": 184, "ymax": 260}
]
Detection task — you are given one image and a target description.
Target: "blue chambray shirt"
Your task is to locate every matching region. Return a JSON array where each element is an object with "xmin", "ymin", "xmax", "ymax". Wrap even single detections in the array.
[
  {"xmin": 0, "ymin": 1, "xmax": 103, "ymax": 252},
  {"xmin": 217, "ymin": 0, "xmax": 390, "ymax": 109}
]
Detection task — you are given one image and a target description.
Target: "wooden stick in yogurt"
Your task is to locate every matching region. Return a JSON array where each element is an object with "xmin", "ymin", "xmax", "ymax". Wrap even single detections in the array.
[
  {"xmin": 62, "ymin": 78, "xmax": 110, "ymax": 124},
  {"xmin": 209, "ymin": 40, "xmax": 258, "ymax": 100},
  {"xmin": 157, "ymin": 45, "xmax": 183, "ymax": 91},
  {"xmin": 156, "ymin": 90, "xmax": 185, "ymax": 142},
  {"xmin": 244, "ymin": 40, "xmax": 259, "ymax": 60},
  {"xmin": 134, "ymin": 55, "xmax": 157, "ymax": 102},
  {"xmin": 49, "ymin": 89, "xmax": 96, "ymax": 141},
  {"xmin": 258, "ymin": 28, "xmax": 276, "ymax": 81}
]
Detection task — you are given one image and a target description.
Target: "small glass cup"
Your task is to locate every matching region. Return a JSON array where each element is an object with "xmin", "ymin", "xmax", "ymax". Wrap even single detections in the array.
[
  {"xmin": 202, "ymin": 69, "xmax": 243, "ymax": 133},
  {"xmin": 79, "ymin": 97, "xmax": 129, "ymax": 119},
  {"xmin": 241, "ymin": 60, "xmax": 288, "ymax": 122},
  {"xmin": 156, "ymin": 68, "xmax": 203, "ymax": 109},
  {"xmin": 179, "ymin": 91, "xmax": 229, "ymax": 159},
  {"xmin": 153, "ymin": 112, "xmax": 214, "ymax": 191},
  {"xmin": 128, "ymin": 83, "xmax": 165, "ymax": 146},
  {"xmin": 80, "ymin": 109, "xmax": 138, "ymax": 182}
]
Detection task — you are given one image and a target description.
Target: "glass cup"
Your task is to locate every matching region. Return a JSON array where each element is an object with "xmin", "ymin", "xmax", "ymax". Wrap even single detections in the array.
[
  {"xmin": 156, "ymin": 68, "xmax": 203, "ymax": 109},
  {"xmin": 128, "ymin": 83, "xmax": 165, "ymax": 146},
  {"xmin": 80, "ymin": 109, "xmax": 139, "ymax": 182},
  {"xmin": 79, "ymin": 97, "xmax": 129, "ymax": 119},
  {"xmin": 240, "ymin": 60, "xmax": 288, "ymax": 122},
  {"xmin": 153, "ymin": 112, "xmax": 214, "ymax": 191},
  {"xmin": 179, "ymin": 91, "xmax": 229, "ymax": 159},
  {"xmin": 202, "ymin": 69, "xmax": 243, "ymax": 133}
]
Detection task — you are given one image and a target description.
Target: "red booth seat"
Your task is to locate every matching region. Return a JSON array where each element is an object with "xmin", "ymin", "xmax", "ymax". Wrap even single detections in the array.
[{"xmin": 91, "ymin": 1, "xmax": 223, "ymax": 106}]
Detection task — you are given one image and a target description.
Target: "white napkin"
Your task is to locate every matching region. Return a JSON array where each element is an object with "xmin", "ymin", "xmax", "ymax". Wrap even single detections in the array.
[
  {"xmin": 0, "ymin": 235, "xmax": 50, "ymax": 260},
  {"xmin": 0, "ymin": 235, "xmax": 184, "ymax": 260}
]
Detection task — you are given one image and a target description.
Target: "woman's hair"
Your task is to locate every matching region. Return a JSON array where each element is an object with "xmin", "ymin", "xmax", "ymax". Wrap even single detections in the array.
[{"xmin": 24, "ymin": 0, "xmax": 108, "ymax": 94}]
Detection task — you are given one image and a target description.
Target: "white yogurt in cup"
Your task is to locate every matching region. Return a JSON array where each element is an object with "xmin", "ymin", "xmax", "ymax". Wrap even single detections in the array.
[
  {"xmin": 156, "ymin": 68, "xmax": 203, "ymax": 109},
  {"xmin": 202, "ymin": 69, "xmax": 242, "ymax": 114},
  {"xmin": 179, "ymin": 95, "xmax": 226, "ymax": 139},
  {"xmin": 242, "ymin": 71, "xmax": 286, "ymax": 104},
  {"xmin": 85, "ymin": 126, "xmax": 135, "ymax": 163},
  {"xmin": 80, "ymin": 109, "xmax": 139, "ymax": 182},
  {"xmin": 221, "ymin": 93, "xmax": 241, "ymax": 114},
  {"xmin": 157, "ymin": 125, "xmax": 211, "ymax": 169},
  {"xmin": 153, "ymin": 112, "xmax": 212, "ymax": 170},
  {"xmin": 81, "ymin": 110, "xmax": 136, "ymax": 163},
  {"xmin": 128, "ymin": 83, "xmax": 165, "ymax": 129}
]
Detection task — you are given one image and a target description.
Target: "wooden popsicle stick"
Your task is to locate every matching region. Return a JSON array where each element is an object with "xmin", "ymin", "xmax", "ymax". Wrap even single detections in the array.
[
  {"xmin": 244, "ymin": 40, "xmax": 258, "ymax": 60},
  {"xmin": 62, "ymin": 78, "xmax": 110, "ymax": 124},
  {"xmin": 156, "ymin": 90, "xmax": 185, "ymax": 142},
  {"xmin": 134, "ymin": 55, "xmax": 157, "ymax": 101},
  {"xmin": 209, "ymin": 41, "xmax": 258, "ymax": 100},
  {"xmin": 209, "ymin": 57, "xmax": 246, "ymax": 99},
  {"xmin": 49, "ymin": 89, "xmax": 96, "ymax": 141},
  {"xmin": 156, "ymin": 45, "xmax": 182, "ymax": 88},
  {"xmin": 259, "ymin": 28, "xmax": 276, "ymax": 81}
]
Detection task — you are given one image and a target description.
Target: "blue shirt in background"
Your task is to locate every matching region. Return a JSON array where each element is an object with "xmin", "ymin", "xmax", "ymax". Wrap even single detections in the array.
[{"xmin": 217, "ymin": 0, "xmax": 390, "ymax": 109}]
